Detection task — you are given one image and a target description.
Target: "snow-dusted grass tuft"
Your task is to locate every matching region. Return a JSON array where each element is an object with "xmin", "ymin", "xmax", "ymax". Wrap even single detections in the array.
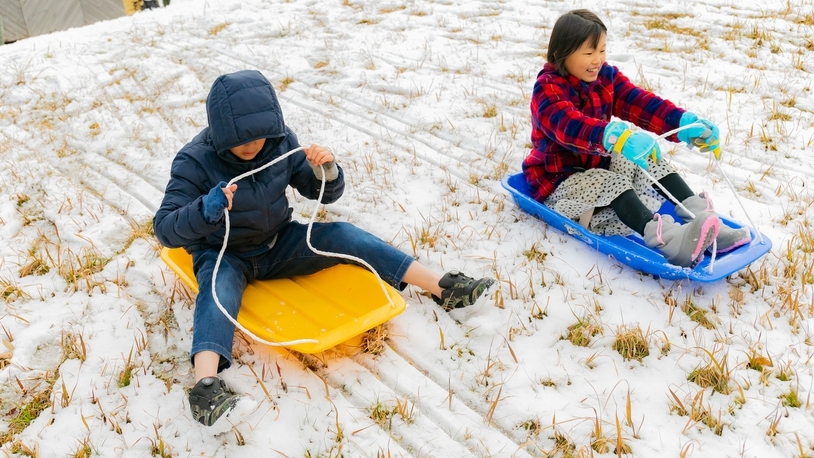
[{"xmin": 612, "ymin": 324, "xmax": 650, "ymax": 362}]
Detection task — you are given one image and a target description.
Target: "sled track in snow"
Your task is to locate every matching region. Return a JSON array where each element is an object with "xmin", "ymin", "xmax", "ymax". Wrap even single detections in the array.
[
  {"xmin": 72, "ymin": 46, "xmax": 191, "ymax": 147},
  {"xmin": 293, "ymin": 346, "xmax": 536, "ymax": 458},
  {"xmin": 152, "ymin": 40, "xmax": 503, "ymax": 181}
]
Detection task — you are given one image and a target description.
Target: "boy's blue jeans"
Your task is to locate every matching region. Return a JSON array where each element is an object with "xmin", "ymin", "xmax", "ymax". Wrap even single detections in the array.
[{"xmin": 189, "ymin": 221, "xmax": 414, "ymax": 371}]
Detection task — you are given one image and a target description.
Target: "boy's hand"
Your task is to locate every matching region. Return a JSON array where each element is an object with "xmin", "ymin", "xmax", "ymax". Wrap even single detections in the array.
[
  {"xmin": 304, "ymin": 144, "xmax": 334, "ymax": 166},
  {"xmin": 304, "ymin": 144, "xmax": 339, "ymax": 181},
  {"xmin": 202, "ymin": 181, "xmax": 238, "ymax": 224}
]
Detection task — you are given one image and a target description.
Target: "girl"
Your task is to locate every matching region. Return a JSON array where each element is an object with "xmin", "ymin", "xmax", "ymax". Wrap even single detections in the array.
[{"xmin": 522, "ymin": 9, "xmax": 750, "ymax": 268}]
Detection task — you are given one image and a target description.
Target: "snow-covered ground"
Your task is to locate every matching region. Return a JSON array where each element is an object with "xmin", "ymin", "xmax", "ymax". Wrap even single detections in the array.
[{"xmin": 1, "ymin": 0, "xmax": 813, "ymax": 456}]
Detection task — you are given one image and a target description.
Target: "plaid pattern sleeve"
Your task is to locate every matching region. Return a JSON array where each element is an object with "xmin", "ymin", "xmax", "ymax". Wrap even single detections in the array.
[
  {"xmin": 609, "ymin": 68, "xmax": 684, "ymax": 141},
  {"xmin": 523, "ymin": 65, "xmax": 612, "ymax": 201},
  {"xmin": 523, "ymin": 63, "xmax": 686, "ymax": 202}
]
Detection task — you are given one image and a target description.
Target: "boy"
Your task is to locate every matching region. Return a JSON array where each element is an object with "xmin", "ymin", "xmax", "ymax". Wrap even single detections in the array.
[{"xmin": 154, "ymin": 70, "xmax": 495, "ymax": 426}]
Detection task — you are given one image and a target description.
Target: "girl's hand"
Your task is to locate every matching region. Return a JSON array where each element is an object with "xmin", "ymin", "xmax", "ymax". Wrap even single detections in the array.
[
  {"xmin": 677, "ymin": 112, "xmax": 721, "ymax": 160},
  {"xmin": 602, "ymin": 121, "xmax": 661, "ymax": 170}
]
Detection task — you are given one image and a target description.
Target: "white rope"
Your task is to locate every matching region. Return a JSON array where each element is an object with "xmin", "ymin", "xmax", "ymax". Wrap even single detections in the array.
[
  {"xmin": 209, "ymin": 146, "xmax": 394, "ymax": 348},
  {"xmin": 646, "ymin": 123, "xmax": 768, "ymax": 272},
  {"xmin": 713, "ymin": 160, "xmax": 765, "ymax": 245},
  {"xmin": 640, "ymin": 124, "xmax": 700, "ymax": 219},
  {"xmin": 302, "ymin": 172, "xmax": 396, "ymax": 308},
  {"xmin": 637, "ymin": 123, "xmax": 720, "ymax": 272}
]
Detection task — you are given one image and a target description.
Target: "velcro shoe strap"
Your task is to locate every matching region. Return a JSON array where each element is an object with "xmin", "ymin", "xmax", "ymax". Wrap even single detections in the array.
[{"xmin": 612, "ymin": 129, "xmax": 633, "ymax": 154}]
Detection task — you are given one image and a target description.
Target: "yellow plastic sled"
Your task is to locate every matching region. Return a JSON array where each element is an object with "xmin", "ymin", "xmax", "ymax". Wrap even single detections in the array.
[{"xmin": 160, "ymin": 247, "xmax": 406, "ymax": 353}]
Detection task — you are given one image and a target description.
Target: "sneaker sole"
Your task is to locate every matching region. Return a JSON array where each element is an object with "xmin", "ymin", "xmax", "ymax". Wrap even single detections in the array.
[
  {"xmin": 447, "ymin": 281, "xmax": 498, "ymax": 321},
  {"xmin": 207, "ymin": 396, "xmax": 258, "ymax": 435},
  {"xmin": 688, "ymin": 217, "xmax": 721, "ymax": 269},
  {"xmin": 711, "ymin": 233, "xmax": 752, "ymax": 254}
]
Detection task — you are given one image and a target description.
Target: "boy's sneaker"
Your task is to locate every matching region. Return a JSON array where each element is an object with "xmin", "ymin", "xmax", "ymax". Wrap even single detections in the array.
[
  {"xmin": 189, "ymin": 376, "xmax": 240, "ymax": 427},
  {"xmin": 432, "ymin": 270, "xmax": 496, "ymax": 311}
]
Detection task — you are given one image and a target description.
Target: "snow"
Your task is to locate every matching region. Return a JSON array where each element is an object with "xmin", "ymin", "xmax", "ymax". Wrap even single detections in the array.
[{"xmin": 1, "ymin": 0, "xmax": 813, "ymax": 456}]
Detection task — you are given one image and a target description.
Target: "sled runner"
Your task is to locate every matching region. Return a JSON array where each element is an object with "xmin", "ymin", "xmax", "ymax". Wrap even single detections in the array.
[
  {"xmin": 502, "ymin": 172, "xmax": 771, "ymax": 282},
  {"xmin": 160, "ymin": 247, "xmax": 406, "ymax": 353}
]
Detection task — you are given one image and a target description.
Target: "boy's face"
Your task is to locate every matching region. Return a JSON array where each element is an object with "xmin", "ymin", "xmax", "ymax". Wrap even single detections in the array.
[
  {"xmin": 564, "ymin": 33, "xmax": 606, "ymax": 83},
  {"xmin": 229, "ymin": 138, "xmax": 266, "ymax": 161}
]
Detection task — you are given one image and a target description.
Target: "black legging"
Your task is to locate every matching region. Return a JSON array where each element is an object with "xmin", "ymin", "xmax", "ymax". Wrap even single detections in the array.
[{"xmin": 610, "ymin": 173, "xmax": 695, "ymax": 235}]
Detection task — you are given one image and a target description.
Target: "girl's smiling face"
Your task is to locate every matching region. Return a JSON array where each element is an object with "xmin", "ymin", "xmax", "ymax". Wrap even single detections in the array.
[{"xmin": 563, "ymin": 33, "xmax": 606, "ymax": 83}]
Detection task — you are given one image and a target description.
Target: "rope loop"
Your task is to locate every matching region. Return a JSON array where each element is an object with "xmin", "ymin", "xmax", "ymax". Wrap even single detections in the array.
[{"xmin": 210, "ymin": 147, "xmax": 393, "ymax": 347}]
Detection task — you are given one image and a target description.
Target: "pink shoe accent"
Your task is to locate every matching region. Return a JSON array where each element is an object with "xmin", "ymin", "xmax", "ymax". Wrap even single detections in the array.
[
  {"xmin": 654, "ymin": 214, "xmax": 665, "ymax": 245},
  {"xmin": 690, "ymin": 215, "xmax": 721, "ymax": 263},
  {"xmin": 716, "ymin": 233, "xmax": 751, "ymax": 253},
  {"xmin": 698, "ymin": 191, "xmax": 715, "ymax": 212},
  {"xmin": 697, "ymin": 193, "xmax": 751, "ymax": 253}
]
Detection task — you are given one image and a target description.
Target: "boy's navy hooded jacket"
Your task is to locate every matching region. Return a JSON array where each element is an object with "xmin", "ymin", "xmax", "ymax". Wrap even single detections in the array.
[{"xmin": 154, "ymin": 70, "xmax": 344, "ymax": 255}]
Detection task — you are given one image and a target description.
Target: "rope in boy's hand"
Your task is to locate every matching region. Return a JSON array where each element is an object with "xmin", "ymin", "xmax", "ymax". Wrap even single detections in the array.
[
  {"xmin": 306, "ymin": 146, "xmax": 339, "ymax": 181},
  {"xmin": 209, "ymin": 146, "xmax": 395, "ymax": 348},
  {"xmin": 201, "ymin": 181, "xmax": 230, "ymax": 224}
]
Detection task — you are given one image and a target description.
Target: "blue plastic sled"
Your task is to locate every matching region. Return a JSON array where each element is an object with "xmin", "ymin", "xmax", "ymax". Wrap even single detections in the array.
[{"xmin": 502, "ymin": 172, "xmax": 771, "ymax": 282}]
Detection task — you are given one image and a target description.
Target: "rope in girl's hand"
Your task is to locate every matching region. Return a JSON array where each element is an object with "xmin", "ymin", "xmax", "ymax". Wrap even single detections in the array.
[
  {"xmin": 635, "ymin": 125, "xmax": 721, "ymax": 272},
  {"xmin": 639, "ymin": 122, "xmax": 770, "ymax": 273},
  {"xmin": 210, "ymin": 146, "xmax": 395, "ymax": 347},
  {"xmin": 648, "ymin": 123, "xmax": 763, "ymax": 245}
]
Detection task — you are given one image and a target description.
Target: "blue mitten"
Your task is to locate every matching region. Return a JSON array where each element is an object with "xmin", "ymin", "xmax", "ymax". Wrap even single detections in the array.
[
  {"xmin": 677, "ymin": 112, "xmax": 721, "ymax": 160},
  {"xmin": 602, "ymin": 121, "xmax": 661, "ymax": 170},
  {"xmin": 202, "ymin": 181, "xmax": 229, "ymax": 224}
]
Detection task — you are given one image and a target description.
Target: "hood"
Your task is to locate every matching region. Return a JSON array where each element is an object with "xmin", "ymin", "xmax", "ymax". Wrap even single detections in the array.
[{"xmin": 206, "ymin": 70, "xmax": 286, "ymax": 156}]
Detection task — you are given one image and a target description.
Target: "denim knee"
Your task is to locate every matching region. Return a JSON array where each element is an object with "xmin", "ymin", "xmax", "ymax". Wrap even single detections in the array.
[{"xmin": 309, "ymin": 222, "xmax": 414, "ymax": 287}]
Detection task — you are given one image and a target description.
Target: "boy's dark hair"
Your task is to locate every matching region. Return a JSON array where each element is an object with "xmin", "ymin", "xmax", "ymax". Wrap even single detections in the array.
[{"xmin": 547, "ymin": 9, "xmax": 607, "ymax": 76}]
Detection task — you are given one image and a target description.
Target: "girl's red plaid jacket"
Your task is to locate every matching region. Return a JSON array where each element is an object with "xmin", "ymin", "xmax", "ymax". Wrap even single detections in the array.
[{"xmin": 522, "ymin": 62, "xmax": 687, "ymax": 201}]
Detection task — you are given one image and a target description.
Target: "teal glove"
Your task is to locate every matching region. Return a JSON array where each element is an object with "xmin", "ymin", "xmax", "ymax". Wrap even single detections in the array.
[
  {"xmin": 602, "ymin": 121, "xmax": 661, "ymax": 170},
  {"xmin": 677, "ymin": 112, "xmax": 721, "ymax": 160}
]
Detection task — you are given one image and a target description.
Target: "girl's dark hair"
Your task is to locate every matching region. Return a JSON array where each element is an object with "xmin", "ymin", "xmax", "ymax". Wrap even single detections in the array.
[{"xmin": 547, "ymin": 9, "xmax": 607, "ymax": 75}]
